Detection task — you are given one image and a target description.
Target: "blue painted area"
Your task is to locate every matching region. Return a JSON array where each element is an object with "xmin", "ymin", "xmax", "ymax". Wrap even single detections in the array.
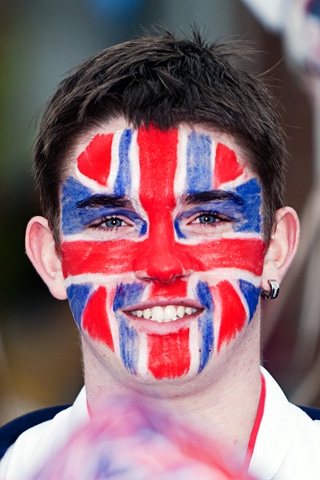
[
  {"xmin": 239, "ymin": 279, "xmax": 260, "ymax": 322},
  {"xmin": 174, "ymin": 217, "xmax": 186, "ymax": 239},
  {"xmin": 114, "ymin": 129, "xmax": 132, "ymax": 197},
  {"xmin": 113, "ymin": 282, "xmax": 144, "ymax": 311},
  {"xmin": 61, "ymin": 177, "xmax": 94, "ymax": 235},
  {"xmin": 175, "ymin": 179, "xmax": 261, "ymax": 237},
  {"xmin": 196, "ymin": 281, "xmax": 214, "ymax": 373},
  {"xmin": 186, "ymin": 132, "xmax": 212, "ymax": 193},
  {"xmin": 67, "ymin": 283, "xmax": 92, "ymax": 329},
  {"xmin": 61, "ymin": 176, "xmax": 147, "ymax": 236},
  {"xmin": 234, "ymin": 178, "xmax": 261, "ymax": 233},
  {"xmin": 176, "ymin": 198, "xmax": 244, "ymax": 239},
  {"xmin": 119, "ymin": 316, "xmax": 138, "ymax": 374}
]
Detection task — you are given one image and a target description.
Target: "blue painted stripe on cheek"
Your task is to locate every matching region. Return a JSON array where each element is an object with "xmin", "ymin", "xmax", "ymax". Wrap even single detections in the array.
[
  {"xmin": 239, "ymin": 279, "xmax": 260, "ymax": 322},
  {"xmin": 174, "ymin": 217, "xmax": 186, "ymax": 239},
  {"xmin": 196, "ymin": 281, "xmax": 214, "ymax": 373},
  {"xmin": 61, "ymin": 177, "xmax": 94, "ymax": 235},
  {"xmin": 114, "ymin": 129, "xmax": 132, "ymax": 196},
  {"xmin": 66, "ymin": 284, "xmax": 92, "ymax": 329},
  {"xmin": 186, "ymin": 132, "xmax": 212, "ymax": 193},
  {"xmin": 113, "ymin": 282, "xmax": 144, "ymax": 311},
  {"xmin": 234, "ymin": 179, "xmax": 262, "ymax": 233},
  {"xmin": 119, "ymin": 316, "xmax": 138, "ymax": 374}
]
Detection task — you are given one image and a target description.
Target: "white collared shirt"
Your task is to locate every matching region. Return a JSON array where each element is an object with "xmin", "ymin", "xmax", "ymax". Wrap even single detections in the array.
[
  {"xmin": 0, "ymin": 388, "xmax": 89, "ymax": 479},
  {"xmin": 249, "ymin": 368, "xmax": 320, "ymax": 479},
  {"xmin": 1, "ymin": 369, "xmax": 320, "ymax": 479}
]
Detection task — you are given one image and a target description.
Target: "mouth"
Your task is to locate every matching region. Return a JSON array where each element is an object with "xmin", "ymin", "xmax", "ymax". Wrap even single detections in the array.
[{"xmin": 127, "ymin": 304, "xmax": 201, "ymax": 323}]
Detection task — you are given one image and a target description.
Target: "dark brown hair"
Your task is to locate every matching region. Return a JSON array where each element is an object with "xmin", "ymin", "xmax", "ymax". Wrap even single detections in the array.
[{"xmin": 34, "ymin": 30, "xmax": 287, "ymax": 244}]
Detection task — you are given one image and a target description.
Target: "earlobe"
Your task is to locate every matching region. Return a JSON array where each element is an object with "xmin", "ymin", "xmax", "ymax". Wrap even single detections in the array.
[
  {"xmin": 25, "ymin": 216, "xmax": 67, "ymax": 300},
  {"xmin": 262, "ymin": 207, "xmax": 300, "ymax": 290}
]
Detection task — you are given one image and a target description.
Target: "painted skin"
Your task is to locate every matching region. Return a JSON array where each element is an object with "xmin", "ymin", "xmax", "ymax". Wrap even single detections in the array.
[{"xmin": 60, "ymin": 124, "xmax": 266, "ymax": 381}]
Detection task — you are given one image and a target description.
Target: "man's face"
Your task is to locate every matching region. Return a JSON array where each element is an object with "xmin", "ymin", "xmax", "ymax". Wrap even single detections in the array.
[{"xmin": 60, "ymin": 121, "xmax": 265, "ymax": 382}]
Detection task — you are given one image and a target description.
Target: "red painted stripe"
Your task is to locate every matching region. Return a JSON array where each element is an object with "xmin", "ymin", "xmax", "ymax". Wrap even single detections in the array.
[
  {"xmin": 82, "ymin": 286, "xmax": 114, "ymax": 351},
  {"xmin": 137, "ymin": 125, "xmax": 179, "ymax": 205},
  {"xmin": 150, "ymin": 279, "xmax": 188, "ymax": 299},
  {"xmin": 214, "ymin": 143, "xmax": 244, "ymax": 188},
  {"xmin": 216, "ymin": 280, "xmax": 247, "ymax": 352},
  {"xmin": 147, "ymin": 328, "xmax": 190, "ymax": 379},
  {"xmin": 61, "ymin": 238, "xmax": 265, "ymax": 278},
  {"xmin": 244, "ymin": 374, "xmax": 266, "ymax": 472},
  {"xmin": 77, "ymin": 133, "xmax": 113, "ymax": 186},
  {"xmin": 136, "ymin": 126, "xmax": 182, "ymax": 281}
]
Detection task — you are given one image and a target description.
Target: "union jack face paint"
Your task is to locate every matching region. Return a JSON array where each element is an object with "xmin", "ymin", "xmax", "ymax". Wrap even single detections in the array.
[{"xmin": 60, "ymin": 123, "xmax": 266, "ymax": 381}]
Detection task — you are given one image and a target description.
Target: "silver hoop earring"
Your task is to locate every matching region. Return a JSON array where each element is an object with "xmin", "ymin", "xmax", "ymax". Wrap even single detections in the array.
[{"xmin": 261, "ymin": 280, "xmax": 280, "ymax": 300}]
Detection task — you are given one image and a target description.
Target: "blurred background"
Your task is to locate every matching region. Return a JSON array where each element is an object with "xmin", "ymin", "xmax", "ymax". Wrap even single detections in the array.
[{"xmin": 0, "ymin": 0, "xmax": 319, "ymax": 424}]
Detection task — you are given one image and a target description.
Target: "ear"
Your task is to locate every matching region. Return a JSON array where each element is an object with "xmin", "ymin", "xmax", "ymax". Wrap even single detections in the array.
[
  {"xmin": 262, "ymin": 207, "xmax": 300, "ymax": 290},
  {"xmin": 25, "ymin": 216, "xmax": 67, "ymax": 300}
]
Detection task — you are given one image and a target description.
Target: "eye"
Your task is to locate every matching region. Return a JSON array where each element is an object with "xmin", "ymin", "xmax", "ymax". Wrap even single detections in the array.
[
  {"xmin": 190, "ymin": 212, "xmax": 231, "ymax": 225},
  {"xmin": 89, "ymin": 215, "xmax": 131, "ymax": 231},
  {"xmin": 104, "ymin": 217, "xmax": 124, "ymax": 228},
  {"xmin": 178, "ymin": 209, "xmax": 234, "ymax": 238},
  {"xmin": 197, "ymin": 213, "xmax": 218, "ymax": 224}
]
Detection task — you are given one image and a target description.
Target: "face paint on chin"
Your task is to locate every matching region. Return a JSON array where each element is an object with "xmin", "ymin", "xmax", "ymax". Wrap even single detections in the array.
[{"xmin": 61, "ymin": 124, "xmax": 265, "ymax": 381}]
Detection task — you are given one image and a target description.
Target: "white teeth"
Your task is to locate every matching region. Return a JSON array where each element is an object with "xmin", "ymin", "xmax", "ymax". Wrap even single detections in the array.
[
  {"xmin": 151, "ymin": 306, "xmax": 164, "ymax": 322},
  {"xmin": 164, "ymin": 305, "xmax": 176, "ymax": 322},
  {"xmin": 142, "ymin": 308, "xmax": 151, "ymax": 319},
  {"xmin": 176, "ymin": 306, "xmax": 185, "ymax": 319},
  {"xmin": 130, "ymin": 305, "xmax": 198, "ymax": 322}
]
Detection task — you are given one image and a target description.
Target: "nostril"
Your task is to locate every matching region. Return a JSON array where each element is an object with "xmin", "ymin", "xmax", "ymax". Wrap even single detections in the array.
[
  {"xmin": 134, "ymin": 268, "xmax": 186, "ymax": 284},
  {"xmin": 133, "ymin": 232, "xmax": 194, "ymax": 283}
]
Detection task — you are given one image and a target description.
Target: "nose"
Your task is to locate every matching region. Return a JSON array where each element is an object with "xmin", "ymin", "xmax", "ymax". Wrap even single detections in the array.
[{"xmin": 133, "ymin": 218, "xmax": 193, "ymax": 283}]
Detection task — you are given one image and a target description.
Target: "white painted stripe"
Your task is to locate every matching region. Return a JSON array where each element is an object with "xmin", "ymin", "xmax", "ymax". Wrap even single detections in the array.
[
  {"xmin": 63, "ymin": 269, "xmax": 262, "ymax": 289},
  {"xmin": 186, "ymin": 319, "xmax": 200, "ymax": 377}
]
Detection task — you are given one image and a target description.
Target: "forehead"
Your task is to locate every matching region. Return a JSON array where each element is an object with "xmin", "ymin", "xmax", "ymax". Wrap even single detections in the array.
[{"xmin": 66, "ymin": 119, "xmax": 255, "ymax": 195}]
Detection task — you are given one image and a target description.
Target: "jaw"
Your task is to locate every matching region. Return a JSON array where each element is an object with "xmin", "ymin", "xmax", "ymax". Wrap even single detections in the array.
[{"xmin": 82, "ymin": 308, "xmax": 261, "ymax": 404}]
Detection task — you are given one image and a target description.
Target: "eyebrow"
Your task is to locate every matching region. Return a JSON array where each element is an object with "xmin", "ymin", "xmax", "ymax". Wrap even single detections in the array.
[
  {"xmin": 184, "ymin": 190, "xmax": 244, "ymax": 206},
  {"xmin": 76, "ymin": 194, "xmax": 131, "ymax": 209}
]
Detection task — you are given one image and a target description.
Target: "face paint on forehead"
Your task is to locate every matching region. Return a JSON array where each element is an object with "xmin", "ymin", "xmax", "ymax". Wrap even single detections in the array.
[
  {"xmin": 61, "ymin": 124, "xmax": 265, "ymax": 382},
  {"xmin": 76, "ymin": 129, "xmax": 134, "ymax": 194},
  {"xmin": 69, "ymin": 124, "xmax": 256, "ymax": 215}
]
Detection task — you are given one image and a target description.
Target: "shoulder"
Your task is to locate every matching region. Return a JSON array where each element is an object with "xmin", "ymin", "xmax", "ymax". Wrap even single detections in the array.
[
  {"xmin": 298, "ymin": 405, "xmax": 320, "ymax": 421},
  {"xmin": 250, "ymin": 368, "xmax": 320, "ymax": 480},
  {"xmin": 0, "ymin": 405, "xmax": 71, "ymax": 461},
  {"xmin": 0, "ymin": 388, "xmax": 88, "ymax": 480}
]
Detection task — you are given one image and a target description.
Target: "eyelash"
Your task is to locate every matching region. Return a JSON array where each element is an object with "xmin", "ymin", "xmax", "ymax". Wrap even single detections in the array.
[
  {"xmin": 88, "ymin": 216, "xmax": 130, "ymax": 231},
  {"xmin": 188, "ymin": 211, "xmax": 233, "ymax": 225},
  {"xmin": 87, "ymin": 211, "xmax": 233, "ymax": 233}
]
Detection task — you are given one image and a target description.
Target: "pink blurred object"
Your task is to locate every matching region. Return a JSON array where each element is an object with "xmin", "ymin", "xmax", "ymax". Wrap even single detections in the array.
[
  {"xmin": 284, "ymin": 0, "xmax": 320, "ymax": 83},
  {"xmin": 31, "ymin": 397, "xmax": 253, "ymax": 480}
]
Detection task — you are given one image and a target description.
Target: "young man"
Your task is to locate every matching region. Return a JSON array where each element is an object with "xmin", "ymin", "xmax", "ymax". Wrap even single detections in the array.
[{"xmin": 1, "ymin": 31, "xmax": 319, "ymax": 479}]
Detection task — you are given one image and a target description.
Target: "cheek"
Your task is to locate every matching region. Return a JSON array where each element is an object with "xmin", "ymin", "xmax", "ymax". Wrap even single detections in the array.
[
  {"xmin": 66, "ymin": 283, "xmax": 115, "ymax": 350},
  {"xmin": 213, "ymin": 280, "xmax": 260, "ymax": 352},
  {"xmin": 61, "ymin": 240, "xmax": 134, "ymax": 278}
]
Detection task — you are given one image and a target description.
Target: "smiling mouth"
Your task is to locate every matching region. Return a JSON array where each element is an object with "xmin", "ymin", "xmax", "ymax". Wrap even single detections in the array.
[{"xmin": 128, "ymin": 305, "xmax": 201, "ymax": 323}]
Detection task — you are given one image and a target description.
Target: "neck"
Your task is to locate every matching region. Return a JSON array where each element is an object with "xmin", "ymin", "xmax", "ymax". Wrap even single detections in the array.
[{"xmin": 83, "ymin": 315, "xmax": 262, "ymax": 462}]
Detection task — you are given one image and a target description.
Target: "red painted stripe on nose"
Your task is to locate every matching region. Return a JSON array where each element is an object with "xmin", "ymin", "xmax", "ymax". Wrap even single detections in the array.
[
  {"xmin": 136, "ymin": 126, "xmax": 183, "ymax": 280},
  {"xmin": 61, "ymin": 238, "xmax": 265, "ymax": 278}
]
